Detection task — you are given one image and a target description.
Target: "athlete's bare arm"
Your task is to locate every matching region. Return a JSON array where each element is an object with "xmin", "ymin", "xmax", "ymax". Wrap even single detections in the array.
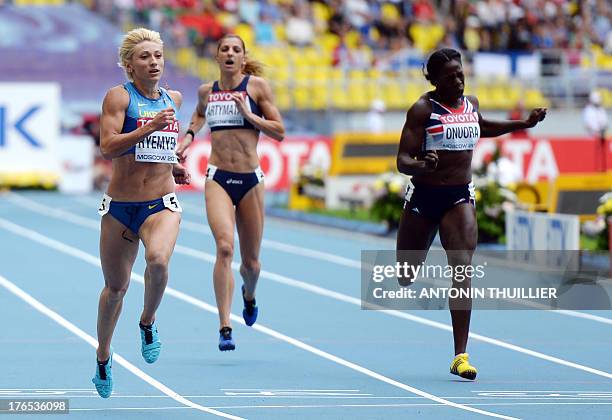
[
  {"xmin": 164, "ymin": 89, "xmax": 190, "ymax": 184},
  {"xmin": 99, "ymin": 86, "xmax": 176, "ymax": 159},
  {"xmin": 468, "ymin": 96, "xmax": 547, "ymax": 138},
  {"xmin": 176, "ymin": 83, "xmax": 211, "ymax": 160},
  {"xmin": 167, "ymin": 89, "xmax": 183, "ymax": 111},
  {"xmin": 397, "ymin": 96, "xmax": 439, "ymax": 175},
  {"xmin": 238, "ymin": 76, "xmax": 285, "ymax": 141}
]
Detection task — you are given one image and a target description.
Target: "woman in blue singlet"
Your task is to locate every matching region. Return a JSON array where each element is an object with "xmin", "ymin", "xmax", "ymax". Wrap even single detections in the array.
[
  {"xmin": 396, "ymin": 48, "xmax": 546, "ymax": 380},
  {"xmin": 92, "ymin": 28, "xmax": 190, "ymax": 398},
  {"xmin": 176, "ymin": 34, "xmax": 285, "ymax": 351}
]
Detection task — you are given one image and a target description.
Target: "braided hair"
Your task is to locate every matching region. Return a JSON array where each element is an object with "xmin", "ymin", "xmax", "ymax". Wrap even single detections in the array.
[{"xmin": 423, "ymin": 48, "xmax": 462, "ymax": 85}]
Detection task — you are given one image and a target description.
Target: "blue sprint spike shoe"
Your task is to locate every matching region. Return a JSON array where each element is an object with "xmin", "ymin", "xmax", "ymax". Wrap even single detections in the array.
[
  {"xmin": 140, "ymin": 321, "xmax": 162, "ymax": 364},
  {"xmin": 218, "ymin": 326, "xmax": 235, "ymax": 351},
  {"xmin": 241, "ymin": 285, "xmax": 258, "ymax": 326},
  {"xmin": 92, "ymin": 352, "xmax": 113, "ymax": 398}
]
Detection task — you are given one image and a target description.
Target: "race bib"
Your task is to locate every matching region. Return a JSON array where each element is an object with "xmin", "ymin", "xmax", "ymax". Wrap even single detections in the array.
[
  {"xmin": 135, "ymin": 118, "xmax": 179, "ymax": 163},
  {"xmin": 206, "ymin": 91, "xmax": 251, "ymax": 128},
  {"xmin": 98, "ymin": 193, "xmax": 112, "ymax": 216},
  {"xmin": 162, "ymin": 192, "xmax": 182, "ymax": 212},
  {"xmin": 425, "ymin": 112, "xmax": 480, "ymax": 151}
]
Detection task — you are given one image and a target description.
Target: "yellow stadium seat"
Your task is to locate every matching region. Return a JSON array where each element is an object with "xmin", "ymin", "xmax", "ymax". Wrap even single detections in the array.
[
  {"xmin": 381, "ymin": 3, "xmax": 400, "ymax": 21},
  {"xmin": 524, "ymin": 88, "xmax": 551, "ymax": 108},
  {"xmin": 598, "ymin": 88, "xmax": 612, "ymax": 108},
  {"xmin": 311, "ymin": 87, "xmax": 328, "ymax": 110},
  {"xmin": 247, "ymin": 45, "xmax": 263, "ymax": 61},
  {"xmin": 265, "ymin": 47, "xmax": 285, "ymax": 66},
  {"xmin": 475, "ymin": 86, "xmax": 494, "ymax": 109},
  {"xmin": 409, "ymin": 23, "xmax": 445, "ymax": 53},
  {"xmin": 331, "ymin": 86, "xmax": 350, "ymax": 109},
  {"xmin": 234, "ymin": 23, "xmax": 255, "ymax": 48},
  {"xmin": 319, "ymin": 33, "xmax": 340, "ymax": 53},
  {"xmin": 176, "ymin": 47, "xmax": 197, "ymax": 70},
  {"xmin": 490, "ymin": 85, "xmax": 510, "ymax": 110},
  {"xmin": 383, "ymin": 80, "xmax": 404, "ymax": 109},
  {"xmin": 312, "ymin": 2, "xmax": 331, "ymax": 22},
  {"xmin": 274, "ymin": 24, "xmax": 286, "ymax": 42},
  {"xmin": 345, "ymin": 30, "xmax": 361, "ymax": 49},
  {"xmin": 293, "ymin": 86, "xmax": 311, "ymax": 110},
  {"xmin": 505, "ymin": 84, "xmax": 522, "ymax": 105},
  {"xmin": 302, "ymin": 47, "xmax": 321, "ymax": 66},
  {"xmin": 404, "ymin": 83, "xmax": 421, "ymax": 106}
]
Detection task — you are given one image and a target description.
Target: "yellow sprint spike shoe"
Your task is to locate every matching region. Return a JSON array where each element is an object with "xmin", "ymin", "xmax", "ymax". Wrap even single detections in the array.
[{"xmin": 450, "ymin": 353, "xmax": 478, "ymax": 380}]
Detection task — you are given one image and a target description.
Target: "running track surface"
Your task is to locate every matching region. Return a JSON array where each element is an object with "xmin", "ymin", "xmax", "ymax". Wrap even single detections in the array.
[{"xmin": 1, "ymin": 191, "xmax": 611, "ymax": 419}]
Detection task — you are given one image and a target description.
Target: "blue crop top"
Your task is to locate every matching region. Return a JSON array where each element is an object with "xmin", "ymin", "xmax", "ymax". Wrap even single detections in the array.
[
  {"xmin": 118, "ymin": 82, "xmax": 179, "ymax": 163},
  {"xmin": 205, "ymin": 75, "xmax": 262, "ymax": 132}
]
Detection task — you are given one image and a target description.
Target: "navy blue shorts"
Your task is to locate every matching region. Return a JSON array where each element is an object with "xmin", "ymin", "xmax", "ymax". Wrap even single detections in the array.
[
  {"xmin": 98, "ymin": 192, "xmax": 182, "ymax": 235},
  {"xmin": 206, "ymin": 164, "xmax": 264, "ymax": 206},
  {"xmin": 404, "ymin": 181, "xmax": 475, "ymax": 221}
]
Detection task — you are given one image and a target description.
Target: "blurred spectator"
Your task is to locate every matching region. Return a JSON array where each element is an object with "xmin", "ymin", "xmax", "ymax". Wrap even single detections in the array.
[
  {"xmin": 83, "ymin": 0, "xmax": 612, "ymax": 70},
  {"xmin": 255, "ymin": 9, "xmax": 277, "ymax": 45},
  {"xmin": 343, "ymin": 0, "xmax": 371, "ymax": 35},
  {"xmin": 583, "ymin": 91, "xmax": 609, "ymax": 138},
  {"xmin": 413, "ymin": 0, "xmax": 436, "ymax": 22},
  {"xmin": 239, "ymin": 0, "xmax": 260, "ymax": 26},
  {"xmin": 285, "ymin": 2, "xmax": 315, "ymax": 47},
  {"xmin": 367, "ymin": 99, "xmax": 386, "ymax": 133},
  {"xmin": 178, "ymin": 2, "xmax": 225, "ymax": 56},
  {"xmin": 583, "ymin": 91, "xmax": 609, "ymax": 172},
  {"xmin": 508, "ymin": 100, "xmax": 529, "ymax": 138}
]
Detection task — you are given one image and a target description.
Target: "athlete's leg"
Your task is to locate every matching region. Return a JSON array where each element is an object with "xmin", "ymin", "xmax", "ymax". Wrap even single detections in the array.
[
  {"xmin": 396, "ymin": 208, "xmax": 439, "ymax": 286},
  {"xmin": 236, "ymin": 182, "xmax": 265, "ymax": 300},
  {"xmin": 97, "ymin": 215, "xmax": 139, "ymax": 362},
  {"xmin": 205, "ymin": 180, "xmax": 237, "ymax": 329},
  {"xmin": 138, "ymin": 209, "xmax": 181, "ymax": 325},
  {"xmin": 439, "ymin": 203, "xmax": 477, "ymax": 355}
]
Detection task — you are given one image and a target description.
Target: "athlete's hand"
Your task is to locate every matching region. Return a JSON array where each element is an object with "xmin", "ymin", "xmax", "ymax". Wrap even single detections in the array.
[
  {"xmin": 525, "ymin": 108, "xmax": 547, "ymax": 128},
  {"xmin": 149, "ymin": 107, "xmax": 176, "ymax": 131},
  {"xmin": 230, "ymin": 92, "xmax": 251, "ymax": 118},
  {"xmin": 421, "ymin": 150, "xmax": 438, "ymax": 172},
  {"xmin": 175, "ymin": 135, "xmax": 192, "ymax": 163},
  {"xmin": 172, "ymin": 163, "xmax": 191, "ymax": 185}
]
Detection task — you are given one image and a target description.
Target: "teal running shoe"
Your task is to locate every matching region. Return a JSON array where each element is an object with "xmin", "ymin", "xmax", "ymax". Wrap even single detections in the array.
[
  {"xmin": 241, "ymin": 285, "xmax": 258, "ymax": 326},
  {"xmin": 140, "ymin": 321, "xmax": 161, "ymax": 364},
  {"xmin": 219, "ymin": 326, "xmax": 235, "ymax": 351},
  {"xmin": 92, "ymin": 352, "xmax": 113, "ymax": 398}
]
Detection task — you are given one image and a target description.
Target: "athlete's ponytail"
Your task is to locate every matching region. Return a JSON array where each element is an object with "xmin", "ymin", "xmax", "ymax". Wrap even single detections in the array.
[{"xmin": 243, "ymin": 56, "xmax": 264, "ymax": 77}]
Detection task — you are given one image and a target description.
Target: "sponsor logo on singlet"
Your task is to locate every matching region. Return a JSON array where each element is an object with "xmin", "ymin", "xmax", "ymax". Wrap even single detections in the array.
[
  {"xmin": 134, "ymin": 117, "xmax": 179, "ymax": 163},
  {"xmin": 425, "ymin": 111, "xmax": 480, "ymax": 151},
  {"xmin": 206, "ymin": 91, "xmax": 251, "ymax": 128}
]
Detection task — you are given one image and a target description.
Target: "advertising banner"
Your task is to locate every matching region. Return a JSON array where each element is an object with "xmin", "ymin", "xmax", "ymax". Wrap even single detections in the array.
[
  {"xmin": 0, "ymin": 83, "xmax": 61, "ymax": 178},
  {"xmin": 182, "ymin": 135, "xmax": 331, "ymax": 191}
]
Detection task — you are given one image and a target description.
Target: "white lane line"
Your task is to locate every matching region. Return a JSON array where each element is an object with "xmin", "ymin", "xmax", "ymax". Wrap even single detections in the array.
[
  {"xmin": 220, "ymin": 388, "xmax": 362, "ymax": 392},
  {"xmin": 0, "ymin": 274, "xmax": 243, "ymax": 420},
  {"xmin": 1, "ymin": 394, "xmax": 611, "ymax": 401},
  {"xmin": 5, "ymin": 194, "xmax": 612, "ymax": 378},
  {"xmin": 21, "ymin": 193, "xmax": 612, "ymax": 325},
  {"xmin": 0, "ymin": 218, "xmax": 517, "ymax": 420},
  {"xmin": 67, "ymin": 401, "xmax": 612, "ymax": 411}
]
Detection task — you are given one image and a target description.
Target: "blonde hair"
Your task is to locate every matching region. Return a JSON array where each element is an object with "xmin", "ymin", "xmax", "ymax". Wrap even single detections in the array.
[
  {"xmin": 118, "ymin": 28, "xmax": 163, "ymax": 81},
  {"xmin": 217, "ymin": 34, "xmax": 264, "ymax": 77}
]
